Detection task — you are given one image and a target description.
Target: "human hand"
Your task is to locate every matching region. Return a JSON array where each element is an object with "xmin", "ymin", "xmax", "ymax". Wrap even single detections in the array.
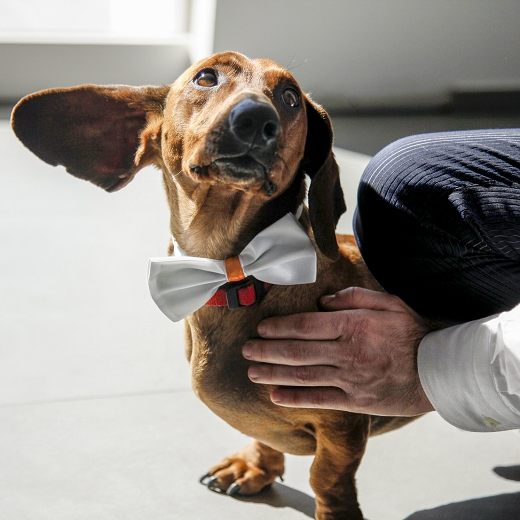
[{"xmin": 243, "ymin": 287, "xmax": 435, "ymax": 416}]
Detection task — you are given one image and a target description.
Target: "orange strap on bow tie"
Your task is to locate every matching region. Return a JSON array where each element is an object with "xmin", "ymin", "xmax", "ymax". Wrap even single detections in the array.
[{"xmin": 225, "ymin": 256, "xmax": 246, "ymax": 282}]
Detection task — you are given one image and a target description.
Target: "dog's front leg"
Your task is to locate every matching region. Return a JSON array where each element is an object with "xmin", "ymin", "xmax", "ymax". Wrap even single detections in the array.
[
  {"xmin": 200, "ymin": 439, "xmax": 284, "ymax": 496},
  {"xmin": 311, "ymin": 414, "xmax": 370, "ymax": 520}
]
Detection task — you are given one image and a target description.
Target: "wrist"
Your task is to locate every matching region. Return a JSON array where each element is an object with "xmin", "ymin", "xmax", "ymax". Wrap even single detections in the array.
[{"xmin": 413, "ymin": 379, "xmax": 435, "ymax": 414}]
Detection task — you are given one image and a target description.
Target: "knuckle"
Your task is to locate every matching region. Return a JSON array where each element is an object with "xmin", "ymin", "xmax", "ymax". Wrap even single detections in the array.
[
  {"xmin": 295, "ymin": 314, "xmax": 314, "ymax": 336},
  {"xmin": 344, "ymin": 286, "xmax": 364, "ymax": 304},
  {"xmin": 289, "ymin": 391, "xmax": 304, "ymax": 407},
  {"xmin": 348, "ymin": 286, "xmax": 363, "ymax": 298},
  {"xmin": 335, "ymin": 286, "xmax": 356, "ymax": 307},
  {"xmin": 340, "ymin": 312, "xmax": 369, "ymax": 339},
  {"xmin": 257, "ymin": 342, "xmax": 269, "ymax": 362},
  {"xmin": 353, "ymin": 314, "xmax": 371, "ymax": 336},
  {"xmin": 252, "ymin": 363, "xmax": 272, "ymax": 382},
  {"xmin": 337, "ymin": 369, "xmax": 354, "ymax": 389},
  {"xmin": 386, "ymin": 293, "xmax": 400, "ymax": 304},
  {"xmin": 295, "ymin": 366, "xmax": 311, "ymax": 385},
  {"xmin": 284, "ymin": 342, "xmax": 304, "ymax": 364},
  {"xmin": 357, "ymin": 319, "xmax": 370, "ymax": 339},
  {"xmin": 265, "ymin": 364, "xmax": 276, "ymax": 382},
  {"xmin": 386, "ymin": 292, "xmax": 404, "ymax": 309},
  {"xmin": 310, "ymin": 391, "xmax": 326, "ymax": 407},
  {"xmin": 357, "ymin": 396, "xmax": 376, "ymax": 409},
  {"xmin": 350, "ymin": 346, "xmax": 370, "ymax": 369}
]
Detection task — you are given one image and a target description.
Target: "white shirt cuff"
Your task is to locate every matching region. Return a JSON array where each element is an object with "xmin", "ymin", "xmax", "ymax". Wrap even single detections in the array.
[{"xmin": 417, "ymin": 306, "xmax": 520, "ymax": 432}]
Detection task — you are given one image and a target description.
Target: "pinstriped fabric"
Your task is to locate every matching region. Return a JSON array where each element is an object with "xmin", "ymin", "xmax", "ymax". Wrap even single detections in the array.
[{"xmin": 354, "ymin": 129, "xmax": 520, "ymax": 324}]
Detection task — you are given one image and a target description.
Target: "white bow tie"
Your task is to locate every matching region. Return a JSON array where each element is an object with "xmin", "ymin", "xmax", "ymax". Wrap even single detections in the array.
[{"xmin": 148, "ymin": 212, "xmax": 317, "ymax": 322}]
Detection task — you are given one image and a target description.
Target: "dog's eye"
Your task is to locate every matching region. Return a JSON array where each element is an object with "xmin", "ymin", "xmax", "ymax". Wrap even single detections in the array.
[
  {"xmin": 194, "ymin": 69, "xmax": 218, "ymax": 88},
  {"xmin": 281, "ymin": 87, "xmax": 300, "ymax": 107}
]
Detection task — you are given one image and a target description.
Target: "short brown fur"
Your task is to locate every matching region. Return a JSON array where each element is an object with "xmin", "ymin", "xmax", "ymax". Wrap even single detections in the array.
[{"xmin": 11, "ymin": 52, "xmax": 419, "ymax": 520}]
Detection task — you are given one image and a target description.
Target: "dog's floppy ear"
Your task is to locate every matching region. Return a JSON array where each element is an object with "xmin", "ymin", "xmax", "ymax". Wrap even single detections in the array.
[
  {"xmin": 300, "ymin": 95, "xmax": 346, "ymax": 260},
  {"xmin": 11, "ymin": 84, "xmax": 169, "ymax": 192}
]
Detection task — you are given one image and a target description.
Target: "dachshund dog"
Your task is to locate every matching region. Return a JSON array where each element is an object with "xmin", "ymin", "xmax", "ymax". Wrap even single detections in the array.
[{"xmin": 12, "ymin": 51, "xmax": 418, "ymax": 520}]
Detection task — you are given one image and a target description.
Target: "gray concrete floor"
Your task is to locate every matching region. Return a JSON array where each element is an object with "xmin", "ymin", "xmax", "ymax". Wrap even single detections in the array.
[
  {"xmin": 1, "ymin": 118, "xmax": 519, "ymax": 520},
  {"xmin": 331, "ymin": 112, "xmax": 520, "ymax": 156}
]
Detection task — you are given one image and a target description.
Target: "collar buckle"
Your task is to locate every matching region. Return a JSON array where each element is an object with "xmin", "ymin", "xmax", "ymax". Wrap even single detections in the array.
[{"xmin": 225, "ymin": 276, "xmax": 270, "ymax": 310}]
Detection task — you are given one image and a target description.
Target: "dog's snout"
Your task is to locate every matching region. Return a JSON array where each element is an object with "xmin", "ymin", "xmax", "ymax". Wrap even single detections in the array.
[{"xmin": 229, "ymin": 99, "xmax": 280, "ymax": 146}]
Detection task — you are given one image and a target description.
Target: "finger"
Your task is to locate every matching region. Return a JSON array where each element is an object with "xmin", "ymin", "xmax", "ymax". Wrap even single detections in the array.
[
  {"xmin": 269, "ymin": 386, "xmax": 350, "ymax": 410},
  {"xmin": 320, "ymin": 286, "xmax": 409, "ymax": 313},
  {"xmin": 243, "ymin": 339, "xmax": 343, "ymax": 366},
  {"xmin": 258, "ymin": 312, "xmax": 345, "ymax": 340},
  {"xmin": 248, "ymin": 363, "xmax": 339, "ymax": 387}
]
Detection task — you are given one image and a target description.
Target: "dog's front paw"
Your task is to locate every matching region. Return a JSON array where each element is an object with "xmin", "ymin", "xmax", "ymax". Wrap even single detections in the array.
[{"xmin": 200, "ymin": 440, "xmax": 284, "ymax": 496}]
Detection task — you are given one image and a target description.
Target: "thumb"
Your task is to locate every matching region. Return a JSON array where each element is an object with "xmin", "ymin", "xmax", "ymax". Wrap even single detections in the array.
[{"xmin": 320, "ymin": 287, "xmax": 407, "ymax": 313}]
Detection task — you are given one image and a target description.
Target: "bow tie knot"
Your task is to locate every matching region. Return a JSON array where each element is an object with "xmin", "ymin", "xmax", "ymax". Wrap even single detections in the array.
[
  {"xmin": 225, "ymin": 256, "xmax": 246, "ymax": 283},
  {"xmin": 148, "ymin": 212, "xmax": 317, "ymax": 322}
]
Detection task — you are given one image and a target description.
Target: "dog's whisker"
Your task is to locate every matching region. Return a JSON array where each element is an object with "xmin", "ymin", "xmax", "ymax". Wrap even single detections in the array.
[
  {"xmin": 285, "ymin": 52, "xmax": 297, "ymax": 69},
  {"xmin": 287, "ymin": 58, "xmax": 308, "ymax": 72}
]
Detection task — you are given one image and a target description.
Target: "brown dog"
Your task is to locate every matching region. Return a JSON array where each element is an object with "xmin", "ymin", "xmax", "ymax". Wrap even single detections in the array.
[{"xmin": 12, "ymin": 51, "xmax": 417, "ymax": 520}]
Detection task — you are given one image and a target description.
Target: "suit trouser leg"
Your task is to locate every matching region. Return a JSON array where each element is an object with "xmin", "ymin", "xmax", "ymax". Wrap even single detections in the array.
[{"xmin": 354, "ymin": 129, "xmax": 520, "ymax": 324}]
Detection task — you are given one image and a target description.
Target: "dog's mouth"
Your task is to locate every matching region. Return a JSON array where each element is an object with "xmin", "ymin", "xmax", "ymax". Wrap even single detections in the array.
[
  {"xmin": 214, "ymin": 155, "xmax": 266, "ymax": 178},
  {"xmin": 190, "ymin": 154, "xmax": 278, "ymax": 195}
]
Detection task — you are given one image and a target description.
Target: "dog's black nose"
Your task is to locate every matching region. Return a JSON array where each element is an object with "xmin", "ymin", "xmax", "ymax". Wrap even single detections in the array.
[{"xmin": 229, "ymin": 99, "xmax": 280, "ymax": 146}]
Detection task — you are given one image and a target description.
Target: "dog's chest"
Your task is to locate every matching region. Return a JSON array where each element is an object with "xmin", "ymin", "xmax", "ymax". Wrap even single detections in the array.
[{"xmin": 186, "ymin": 308, "xmax": 264, "ymax": 408}]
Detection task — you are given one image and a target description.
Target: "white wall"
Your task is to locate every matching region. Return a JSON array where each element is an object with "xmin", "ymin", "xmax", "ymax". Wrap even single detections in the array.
[
  {"xmin": 0, "ymin": 44, "xmax": 190, "ymax": 100},
  {"xmin": 213, "ymin": 0, "xmax": 520, "ymax": 110},
  {"xmin": 0, "ymin": 0, "xmax": 215, "ymax": 101},
  {"xmin": 2, "ymin": 0, "xmax": 519, "ymax": 109}
]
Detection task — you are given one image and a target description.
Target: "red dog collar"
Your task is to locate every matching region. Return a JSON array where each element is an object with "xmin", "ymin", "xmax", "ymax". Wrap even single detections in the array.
[{"xmin": 205, "ymin": 276, "xmax": 272, "ymax": 310}]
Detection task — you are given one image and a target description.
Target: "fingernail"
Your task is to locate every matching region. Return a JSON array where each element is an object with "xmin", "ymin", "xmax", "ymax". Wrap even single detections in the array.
[
  {"xmin": 271, "ymin": 389, "xmax": 283, "ymax": 404},
  {"xmin": 249, "ymin": 366, "xmax": 260, "ymax": 380},
  {"xmin": 321, "ymin": 294, "xmax": 335, "ymax": 304},
  {"xmin": 242, "ymin": 342, "xmax": 252, "ymax": 359},
  {"xmin": 257, "ymin": 322, "xmax": 267, "ymax": 336}
]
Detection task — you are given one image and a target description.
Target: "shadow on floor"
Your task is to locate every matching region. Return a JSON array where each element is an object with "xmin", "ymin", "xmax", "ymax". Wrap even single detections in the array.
[
  {"xmin": 404, "ymin": 492, "xmax": 520, "ymax": 520},
  {"xmin": 206, "ymin": 476, "xmax": 520, "ymax": 520},
  {"xmin": 232, "ymin": 482, "xmax": 316, "ymax": 518},
  {"xmin": 494, "ymin": 465, "xmax": 520, "ymax": 482}
]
